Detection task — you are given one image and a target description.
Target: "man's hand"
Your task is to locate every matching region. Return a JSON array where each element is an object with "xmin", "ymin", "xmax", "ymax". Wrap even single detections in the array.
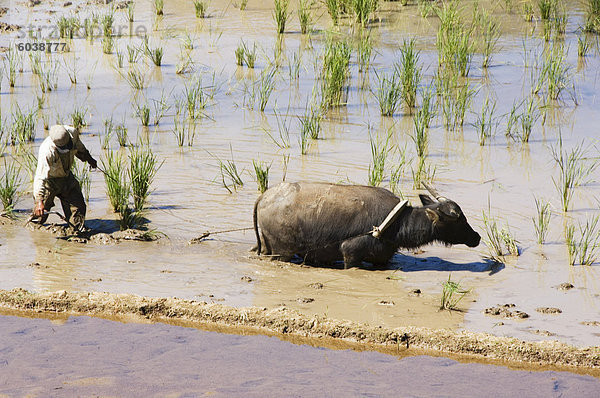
[
  {"xmin": 88, "ymin": 157, "xmax": 98, "ymax": 170},
  {"xmin": 34, "ymin": 200, "xmax": 45, "ymax": 218}
]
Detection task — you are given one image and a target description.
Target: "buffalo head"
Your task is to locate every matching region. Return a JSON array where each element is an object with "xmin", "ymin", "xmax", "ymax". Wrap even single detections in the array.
[{"xmin": 419, "ymin": 183, "xmax": 481, "ymax": 248}]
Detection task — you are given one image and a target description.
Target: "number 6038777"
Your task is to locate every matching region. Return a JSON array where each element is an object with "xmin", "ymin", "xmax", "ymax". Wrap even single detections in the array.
[{"xmin": 16, "ymin": 42, "xmax": 66, "ymax": 52}]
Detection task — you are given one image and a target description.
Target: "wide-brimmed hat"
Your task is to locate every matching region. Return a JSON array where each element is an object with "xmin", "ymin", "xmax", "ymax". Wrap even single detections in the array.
[{"xmin": 49, "ymin": 125, "xmax": 77, "ymax": 146}]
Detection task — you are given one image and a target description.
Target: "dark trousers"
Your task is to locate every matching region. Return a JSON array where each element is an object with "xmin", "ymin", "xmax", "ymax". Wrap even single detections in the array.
[{"xmin": 39, "ymin": 173, "xmax": 86, "ymax": 230}]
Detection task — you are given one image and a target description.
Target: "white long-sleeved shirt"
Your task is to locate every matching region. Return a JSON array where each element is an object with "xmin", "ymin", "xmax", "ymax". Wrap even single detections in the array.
[{"xmin": 33, "ymin": 126, "xmax": 91, "ymax": 201}]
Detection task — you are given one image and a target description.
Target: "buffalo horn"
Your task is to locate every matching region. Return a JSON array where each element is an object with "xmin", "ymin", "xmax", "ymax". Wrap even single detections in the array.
[{"xmin": 422, "ymin": 182, "xmax": 448, "ymax": 202}]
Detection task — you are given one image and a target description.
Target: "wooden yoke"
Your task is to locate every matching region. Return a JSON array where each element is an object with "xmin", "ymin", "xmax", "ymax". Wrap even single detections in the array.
[{"xmin": 372, "ymin": 200, "xmax": 409, "ymax": 239}]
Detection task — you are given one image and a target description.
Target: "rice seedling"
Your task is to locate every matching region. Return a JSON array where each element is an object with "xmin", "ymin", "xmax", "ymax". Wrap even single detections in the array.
[
  {"xmin": 101, "ymin": 150, "xmax": 128, "ymax": 212},
  {"xmin": 128, "ymin": 145, "xmax": 161, "ymax": 211},
  {"xmin": 153, "ymin": 0, "xmax": 164, "ymax": 16},
  {"xmin": 584, "ymin": 0, "xmax": 600, "ymax": 33},
  {"xmin": 127, "ymin": 45, "xmax": 140, "ymax": 63},
  {"xmin": 532, "ymin": 197, "xmax": 551, "ymax": 244},
  {"xmin": 85, "ymin": 62, "xmax": 97, "ymax": 90},
  {"xmin": 102, "ymin": 35, "xmax": 114, "ymax": 54},
  {"xmin": 240, "ymin": 0, "xmax": 248, "ymax": 10},
  {"xmin": 372, "ymin": 69, "xmax": 402, "ymax": 116},
  {"xmin": 217, "ymin": 146, "xmax": 244, "ymax": 193},
  {"xmin": 273, "ymin": 0, "xmax": 291, "ymax": 35},
  {"xmin": 100, "ymin": 10, "xmax": 114, "ymax": 37},
  {"xmin": 194, "ymin": 0, "xmax": 208, "ymax": 18},
  {"xmin": 482, "ymin": 211, "xmax": 520, "ymax": 262},
  {"xmin": 0, "ymin": 159, "xmax": 21, "ymax": 215},
  {"xmin": 151, "ymin": 92, "xmax": 171, "ymax": 125},
  {"xmin": 435, "ymin": 2, "xmax": 474, "ymax": 77},
  {"xmin": 41, "ymin": 114, "xmax": 49, "ymax": 131},
  {"xmin": 517, "ymin": 96, "xmax": 539, "ymax": 142},
  {"xmin": 116, "ymin": 67, "xmax": 147, "ymax": 90},
  {"xmin": 257, "ymin": 67, "xmax": 277, "ymax": 112},
  {"xmin": 288, "ymin": 52, "xmax": 301, "ymax": 81},
  {"xmin": 475, "ymin": 96, "xmax": 497, "ymax": 146},
  {"xmin": 368, "ymin": 129, "xmax": 392, "ymax": 187},
  {"xmin": 418, "ymin": 85, "xmax": 436, "ymax": 128},
  {"xmin": 57, "ymin": 15, "xmax": 79, "ymax": 39},
  {"xmin": 536, "ymin": 43, "xmax": 574, "ymax": 102},
  {"xmin": 11, "ymin": 105, "xmax": 36, "ymax": 145},
  {"xmin": 411, "ymin": 156, "xmax": 436, "ymax": 189},
  {"xmin": 101, "ymin": 118, "xmax": 114, "ymax": 150},
  {"xmin": 356, "ymin": 29, "xmax": 373, "ymax": 73},
  {"xmin": 397, "ymin": 38, "xmax": 421, "ymax": 109},
  {"xmin": 352, "ymin": 0, "xmax": 379, "ymax": 26},
  {"xmin": 115, "ymin": 122, "xmax": 128, "ymax": 147},
  {"xmin": 565, "ymin": 224, "xmax": 576, "ymax": 265},
  {"xmin": 480, "ymin": 12, "xmax": 500, "ymax": 68},
  {"xmin": 176, "ymin": 51, "xmax": 194, "ymax": 75},
  {"xmin": 298, "ymin": 0, "xmax": 314, "ymax": 34},
  {"xmin": 298, "ymin": 121, "xmax": 312, "ymax": 155},
  {"xmin": 418, "ymin": 0, "xmax": 434, "ymax": 18},
  {"xmin": 127, "ymin": 2, "xmax": 135, "ymax": 22},
  {"xmin": 253, "ymin": 160, "xmax": 271, "ymax": 193},
  {"xmin": 389, "ymin": 156, "xmax": 406, "ymax": 197},
  {"xmin": 7, "ymin": 46, "xmax": 19, "ymax": 87},
  {"xmin": 147, "ymin": 45, "xmax": 164, "ymax": 67},
  {"xmin": 61, "ymin": 54, "xmax": 80, "ymax": 84},
  {"xmin": 578, "ymin": 35, "xmax": 591, "ymax": 57},
  {"xmin": 29, "ymin": 51, "xmax": 42, "ymax": 76},
  {"xmin": 70, "ymin": 107, "xmax": 87, "ymax": 130},
  {"xmin": 172, "ymin": 104, "xmax": 189, "ymax": 147},
  {"xmin": 235, "ymin": 44, "xmax": 245, "ymax": 66},
  {"xmin": 325, "ymin": 0, "xmax": 341, "ymax": 25},
  {"xmin": 73, "ymin": 161, "xmax": 91, "ymax": 204},
  {"xmin": 14, "ymin": 143, "xmax": 37, "ymax": 185},
  {"xmin": 243, "ymin": 41, "xmax": 257, "ymax": 68},
  {"xmin": 134, "ymin": 102, "xmax": 151, "ymax": 127},
  {"xmin": 550, "ymin": 134, "xmax": 599, "ymax": 212},
  {"xmin": 320, "ymin": 39, "xmax": 351, "ymax": 109},
  {"xmin": 538, "ymin": 0, "xmax": 557, "ymax": 20},
  {"xmin": 411, "ymin": 112, "xmax": 428, "ymax": 158},
  {"xmin": 299, "ymin": 103, "xmax": 322, "ymax": 140},
  {"xmin": 571, "ymin": 216, "xmax": 600, "ymax": 266},
  {"xmin": 115, "ymin": 48, "xmax": 125, "ymax": 68},
  {"xmin": 265, "ymin": 109, "xmax": 291, "ymax": 148},
  {"xmin": 183, "ymin": 78, "xmax": 207, "ymax": 120},
  {"xmin": 440, "ymin": 274, "xmax": 470, "ymax": 311}
]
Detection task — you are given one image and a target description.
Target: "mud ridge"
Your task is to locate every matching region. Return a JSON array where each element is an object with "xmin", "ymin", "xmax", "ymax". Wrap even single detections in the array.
[{"xmin": 1, "ymin": 288, "xmax": 599, "ymax": 369}]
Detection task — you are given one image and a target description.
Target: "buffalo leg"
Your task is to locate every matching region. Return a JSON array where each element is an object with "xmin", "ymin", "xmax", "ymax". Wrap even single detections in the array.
[{"xmin": 340, "ymin": 237, "xmax": 365, "ymax": 269}]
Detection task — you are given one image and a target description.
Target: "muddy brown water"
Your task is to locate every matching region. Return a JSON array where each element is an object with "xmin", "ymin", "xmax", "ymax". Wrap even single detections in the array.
[
  {"xmin": 0, "ymin": 0, "xmax": 599, "ymax": 366},
  {"xmin": 1, "ymin": 312, "xmax": 600, "ymax": 397}
]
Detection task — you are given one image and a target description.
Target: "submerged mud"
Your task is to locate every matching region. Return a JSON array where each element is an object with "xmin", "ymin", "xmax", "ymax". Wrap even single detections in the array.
[{"xmin": 1, "ymin": 288, "xmax": 599, "ymax": 371}]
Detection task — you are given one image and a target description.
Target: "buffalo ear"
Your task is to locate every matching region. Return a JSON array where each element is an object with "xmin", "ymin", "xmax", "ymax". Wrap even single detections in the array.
[
  {"xmin": 419, "ymin": 194, "xmax": 435, "ymax": 206},
  {"xmin": 425, "ymin": 208, "xmax": 439, "ymax": 224}
]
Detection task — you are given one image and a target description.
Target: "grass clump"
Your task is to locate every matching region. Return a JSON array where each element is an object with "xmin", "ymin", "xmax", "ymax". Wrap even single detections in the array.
[
  {"xmin": 440, "ymin": 274, "xmax": 470, "ymax": 311},
  {"xmin": 153, "ymin": 0, "xmax": 164, "ymax": 16},
  {"xmin": 253, "ymin": 160, "xmax": 271, "ymax": 193},
  {"xmin": 566, "ymin": 216, "xmax": 600, "ymax": 266},
  {"xmin": 320, "ymin": 39, "xmax": 351, "ymax": 109},
  {"xmin": 532, "ymin": 197, "xmax": 551, "ymax": 244},
  {"xmin": 482, "ymin": 211, "xmax": 520, "ymax": 262},
  {"xmin": 0, "ymin": 159, "xmax": 21, "ymax": 215},
  {"xmin": 299, "ymin": 103, "xmax": 322, "ymax": 141},
  {"xmin": 475, "ymin": 96, "xmax": 497, "ymax": 146},
  {"xmin": 397, "ymin": 38, "xmax": 421, "ymax": 110},
  {"xmin": 217, "ymin": 146, "xmax": 244, "ymax": 193},
  {"xmin": 194, "ymin": 0, "xmax": 208, "ymax": 18},
  {"xmin": 273, "ymin": 0, "xmax": 291, "ymax": 34},
  {"xmin": 70, "ymin": 107, "xmax": 87, "ymax": 130},
  {"xmin": 367, "ymin": 129, "xmax": 392, "ymax": 187},
  {"xmin": 372, "ymin": 70, "xmax": 402, "ymax": 117},
  {"xmin": 550, "ymin": 134, "xmax": 598, "ymax": 212},
  {"xmin": 129, "ymin": 145, "xmax": 161, "ymax": 212},
  {"xmin": 584, "ymin": 0, "xmax": 600, "ymax": 33},
  {"xmin": 352, "ymin": 0, "xmax": 379, "ymax": 26},
  {"xmin": 356, "ymin": 30, "xmax": 373, "ymax": 73},
  {"xmin": 298, "ymin": 0, "xmax": 314, "ymax": 34}
]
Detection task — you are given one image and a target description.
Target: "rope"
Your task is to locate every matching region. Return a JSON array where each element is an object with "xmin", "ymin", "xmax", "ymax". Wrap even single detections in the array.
[{"xmin": 189, "ymin": 226, "xmax": 255, "ymax": 244}]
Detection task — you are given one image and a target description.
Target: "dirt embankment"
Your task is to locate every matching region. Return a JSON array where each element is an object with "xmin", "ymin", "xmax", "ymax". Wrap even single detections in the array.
[{"xmin": 1, "ymin": 288, "xmax": 599, "ymax": 371}]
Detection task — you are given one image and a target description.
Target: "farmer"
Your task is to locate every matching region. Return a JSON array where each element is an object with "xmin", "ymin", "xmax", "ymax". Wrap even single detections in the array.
[{"xmin": 32, "ymin": 125, "xmax": 98, "ymax": 231}]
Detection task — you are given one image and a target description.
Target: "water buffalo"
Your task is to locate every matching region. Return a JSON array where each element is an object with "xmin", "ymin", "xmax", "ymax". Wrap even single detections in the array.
[{"xmin": 253, "ymin": 182, "xmax": 480, "ymax": 268}]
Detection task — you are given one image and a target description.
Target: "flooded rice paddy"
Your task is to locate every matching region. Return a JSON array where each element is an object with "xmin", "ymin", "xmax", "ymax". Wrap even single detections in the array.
[{"xmin": 1, "ymin": 0, "xmax": 600, "ymax": 372}]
